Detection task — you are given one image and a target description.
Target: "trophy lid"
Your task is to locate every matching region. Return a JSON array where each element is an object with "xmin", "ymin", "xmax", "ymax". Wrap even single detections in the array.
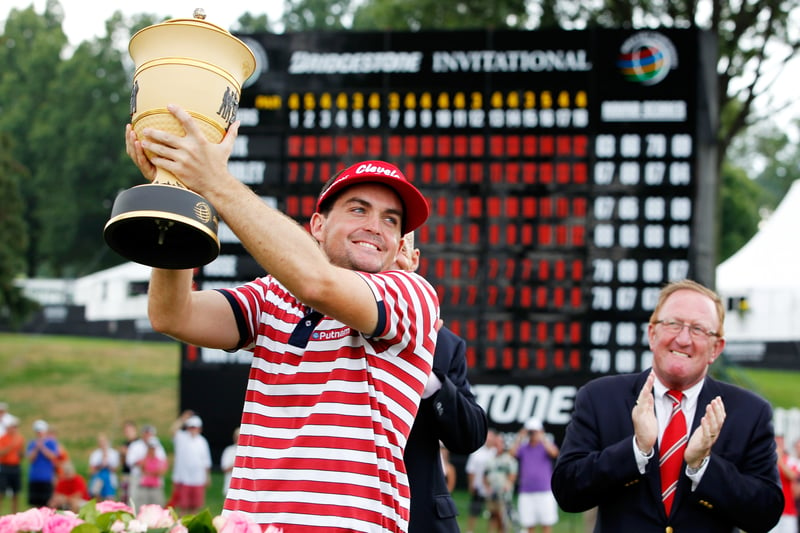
[{"xmin": 128, "ymin": 8, "xmax": 256, "ymax": 82}]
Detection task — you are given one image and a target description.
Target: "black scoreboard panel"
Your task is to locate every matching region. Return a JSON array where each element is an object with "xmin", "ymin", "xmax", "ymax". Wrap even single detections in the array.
[{"xmin": 182, "ymin": 28, "xmax": 718, "ymax": 451}]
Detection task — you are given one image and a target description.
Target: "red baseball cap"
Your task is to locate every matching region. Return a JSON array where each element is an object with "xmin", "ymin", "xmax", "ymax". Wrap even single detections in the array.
[{"xmin": 315, "ymin": 160, "xmax": 429, "ymax": 234}]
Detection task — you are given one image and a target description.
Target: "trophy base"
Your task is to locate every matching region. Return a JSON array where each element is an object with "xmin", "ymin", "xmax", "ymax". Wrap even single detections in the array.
[{"xmin": 104, "ymin": 183, "xmax": 220, "ymax": 269}]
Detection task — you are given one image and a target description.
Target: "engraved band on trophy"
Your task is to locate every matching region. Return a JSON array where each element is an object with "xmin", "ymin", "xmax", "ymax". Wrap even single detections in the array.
[{"xmin": 104, "ymin": 8, "xmax": 256, "ymax": 269}]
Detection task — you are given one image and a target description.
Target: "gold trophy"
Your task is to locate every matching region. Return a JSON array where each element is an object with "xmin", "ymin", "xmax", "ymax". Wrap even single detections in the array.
[{"xmin": 104, "ymin": 8, "xmax": 256, "ymax": 269}]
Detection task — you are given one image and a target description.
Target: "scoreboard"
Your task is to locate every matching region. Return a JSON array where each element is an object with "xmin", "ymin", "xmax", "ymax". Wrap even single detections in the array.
[{"xmin": 181, "ymin": 27, "xmax": 718, "ymax": 453}]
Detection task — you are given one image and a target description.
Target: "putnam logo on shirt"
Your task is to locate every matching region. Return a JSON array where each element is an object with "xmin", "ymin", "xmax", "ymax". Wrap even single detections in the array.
[{"xmin": 313, "ymin": 327, "xmax": 352, "ymax": 341}]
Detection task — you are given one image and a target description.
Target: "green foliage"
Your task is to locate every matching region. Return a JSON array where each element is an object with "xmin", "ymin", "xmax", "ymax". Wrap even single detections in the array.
[
  {"xmin": 281, "ymin": 0, "xmax": 354, "ymax": 31},
  {"xmin": 39, "ymin": 32, "xmax": 138, "ymax": 277},
  {"xmin": 233, "ymin": 12, "xmax": 273, "ymax": 34},
  {"xmin": 0, "ymin": 131, "xmax": 37, "ymax": 328},
  {"xmin": 0, "ymin": 133, "xmax": 27, "ymax": 277},
  {"xmin": 717, "ymin": 161, "xmax": 768, "ymax": 262},
  {"xmin": 0, "ymin": 2, "xmax": 139, "ymax": 277},
  {"xmin": 0, "ymin": 3, "xmax": 67, "ymax": 277},
  {"xmin": 181, "ymin": 509, "xmax": 216, "ymax": 533},
  {"xmin": 351, "ymin": 0, "xmax": 530, "ymax": 30},
  {"xmin": 72, "ymin": 525, "xmax": 102, "ymax": 533},
  {"xmin": 751, "ymin": 122, "xmax": 800, "ymax": 207}
]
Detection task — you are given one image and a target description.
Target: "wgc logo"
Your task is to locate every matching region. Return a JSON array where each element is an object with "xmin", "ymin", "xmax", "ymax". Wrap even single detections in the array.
[{"xmin": 617, "ymin": 31, "xmax": 678, "ymax": 86}]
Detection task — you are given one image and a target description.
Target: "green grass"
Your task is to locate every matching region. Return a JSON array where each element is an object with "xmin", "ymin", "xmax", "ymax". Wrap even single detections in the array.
[
  {"xmin": 722, "ymin": 366, "xmax": 800, "ymax": 408},
  {"xmin": 0, "ymin": 332, "xmax": 797, "ymax": 532}
]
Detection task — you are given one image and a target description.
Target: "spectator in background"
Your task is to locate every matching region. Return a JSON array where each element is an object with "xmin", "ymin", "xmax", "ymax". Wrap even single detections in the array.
[
  {"xmin": 118, "ymin": 420, "xmax": 139, "ymax": 505},
  {"xmin": 126, "ymin": 424, "xmax": 166, "ymax": 507},
  {"xmin": 50, "ymin": 461, "xmax": 89, "ymax": 512},
  {"xmin": 772, "ymin": 434, "xmax": 799, "ymax": 533},
  {"xmin": 170, "ymin": 411, "xmax": 212, "ymax": 515},
  {"xmin": 465, "ymin": 429, "xmax": 498, "ymax": 533},
  {"xmin": 0, "ymin": 403, "xmax": 13, "ymax": 437},
  {"xmin": 220, "ymin": 427, "xmax": 240, "ymax": 497},
  {"xmin": 137, "ymin": 437, "xmax": 168, "ymax": 506},
  {"xmin": 88, "ymin": 432, "xmax": 121, "ymax": 501},
  {"xmin": 26, "ymin": 419, "xmax": 60, "ymax": 507},
  {"xmin": 511, "ymin": 418, "xmax": 560, "ymax": 533},
  {"xmin": 484, "ymin": 435, "xmax": 518, "ymax": 533},
  {"xmin": 0, "ymin": 415, "xmax": 24, "ymax": 514}
]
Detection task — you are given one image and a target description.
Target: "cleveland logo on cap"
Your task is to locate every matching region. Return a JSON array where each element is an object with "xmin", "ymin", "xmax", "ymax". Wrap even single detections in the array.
[{"xmin": 354, "ymin": 163, "xmax": 400, "ymax": 178}]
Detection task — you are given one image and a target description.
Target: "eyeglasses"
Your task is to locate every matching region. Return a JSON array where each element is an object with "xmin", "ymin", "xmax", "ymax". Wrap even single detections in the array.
[{"xmin": 654, "ymin": 319, "xmax": 719, "ymax": 339}]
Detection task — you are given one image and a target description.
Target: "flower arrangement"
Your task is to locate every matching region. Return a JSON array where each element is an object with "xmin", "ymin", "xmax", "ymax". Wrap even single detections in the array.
[{"xmin": 0, "ymin": 501, "xmax": 282, "ymax": 533}]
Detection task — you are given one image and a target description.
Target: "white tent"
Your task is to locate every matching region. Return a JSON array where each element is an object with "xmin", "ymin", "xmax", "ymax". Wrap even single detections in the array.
[{"xmin": 716, "ymin": 180, "xmax": 800, "ymax": 342}]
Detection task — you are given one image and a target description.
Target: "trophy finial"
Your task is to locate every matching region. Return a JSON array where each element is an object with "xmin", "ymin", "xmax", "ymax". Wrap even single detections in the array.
[{"xmin": 193, "ymin": 8, "xmax": 207, "ymax": 20}]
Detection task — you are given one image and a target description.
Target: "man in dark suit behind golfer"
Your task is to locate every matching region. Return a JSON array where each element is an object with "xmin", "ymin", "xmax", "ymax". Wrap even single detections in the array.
[{"xmin": 396, "ymin": 232, "xmax": 488, "ymax": 532}]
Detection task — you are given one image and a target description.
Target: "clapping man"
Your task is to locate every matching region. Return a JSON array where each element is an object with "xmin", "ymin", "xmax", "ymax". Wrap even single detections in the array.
[{"xmin": 552, "ymin": 279, "xmax": 783, "ymax": 532}]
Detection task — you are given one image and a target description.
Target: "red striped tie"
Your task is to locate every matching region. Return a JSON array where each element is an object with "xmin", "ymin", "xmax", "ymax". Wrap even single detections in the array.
[{"xmin": 660, "ymin": 390, "xmax": 687, "ymax": 515}]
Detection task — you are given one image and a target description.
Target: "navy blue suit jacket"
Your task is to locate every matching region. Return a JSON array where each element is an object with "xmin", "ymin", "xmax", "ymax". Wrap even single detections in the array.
[
  {"xmin": 552, "ymin": 370, "xmax": 783, "ymax": 533},
  {"xmin": 405, "ymin": 326, "xmax": 488, "ymax": 532}
]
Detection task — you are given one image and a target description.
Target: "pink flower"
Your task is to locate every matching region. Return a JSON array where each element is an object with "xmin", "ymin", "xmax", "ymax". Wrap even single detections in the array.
[
  {"xmin": 12, "ymin": 508, "xmax": 49, "ymax": 532},
  {"xmin": 0, "ymin": 504, "xmax": 281, "ymax": 533},
  {"xmin": 212, "ymin": 512, "xmax": 262, "ymax": 533},
  {"xmin": 136, "ymin": 505, "xmax": 175, "ymax": 529},
  {"xmin": 96, "ymin": 501, "xmax": 135, "ymax": 515},
  {"xmin": 0, "ymin": 515, "xmax": 17, "ymax": 533},
  {"xmin": 43, "ymin": 512, "xmax": 83, "ymax": 533}
]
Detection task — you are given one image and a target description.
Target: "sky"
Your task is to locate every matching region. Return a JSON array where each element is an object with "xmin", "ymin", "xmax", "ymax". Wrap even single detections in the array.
[{"xmin": 2, "ymin": 0, "xmax": 282, "ymax": 45}]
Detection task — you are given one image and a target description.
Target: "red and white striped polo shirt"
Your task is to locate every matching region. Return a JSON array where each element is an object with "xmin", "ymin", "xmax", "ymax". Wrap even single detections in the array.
[{"xmin": 220, "ymin": 269, "xmax": 438, "ymax": 532}]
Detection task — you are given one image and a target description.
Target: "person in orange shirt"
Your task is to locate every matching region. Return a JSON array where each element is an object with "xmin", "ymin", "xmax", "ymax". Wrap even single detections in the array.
[{"xmin": 0, "ymin": 416, "xmax": 25, "ymax": 514}]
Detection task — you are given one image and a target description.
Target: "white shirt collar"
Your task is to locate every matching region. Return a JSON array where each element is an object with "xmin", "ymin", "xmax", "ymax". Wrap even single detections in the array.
[{"xmin": 653, "ymin": 374, "xmax": 705, "ymax": 424}]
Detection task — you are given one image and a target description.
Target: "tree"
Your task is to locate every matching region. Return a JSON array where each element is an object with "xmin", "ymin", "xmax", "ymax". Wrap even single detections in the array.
[
  {"xmin": 0, "ymin": 4, "xmax": 149, "ymax": 277},
  {"xmin": 0, "ymin": 1, "xmax": 68, "ymax": 277},
  {"xmin": 233, "ymin": 12, "xmax": 274, "ymax": 34},
  {"xmin": 748, "ymin": 121, "xmax": 800, "ymax": 207},
  {"xmin": 30, "ymin": 28, "xmax": 137, "ymax": 277},
  {"xmin": 352, "ymin": 0, "xmax": 529, "ymax": 30},
  {"xmin": 718, "ymin": 161, "xmax": 770, "ymax": 262},
  {"xmin": 0, "ymin": 132, "xmax": 37, "ymax": 328},
  {"xmin": 281, "ymin": 0, "xmax": 353, "ymax": 31},
  {"xmin": 725, "ymin": 117, "xmax": 800, "ymax": 246}
]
